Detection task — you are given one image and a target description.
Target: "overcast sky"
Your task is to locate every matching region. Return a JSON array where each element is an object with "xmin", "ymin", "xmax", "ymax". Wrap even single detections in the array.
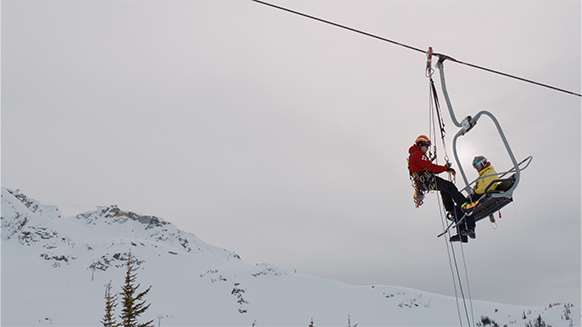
[{"xmin": 2, "ymin": 0, "xmax": 580, "ymax": 308}]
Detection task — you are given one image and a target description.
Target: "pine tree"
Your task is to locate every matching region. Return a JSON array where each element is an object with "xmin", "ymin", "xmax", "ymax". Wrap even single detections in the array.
[
  {"xmin": 101, "ymin": 280, "xmax": 120, "ymax": 327},
  {"xmin": 119, "ymin": 251, "xmax": 154, "ymax": 327}
]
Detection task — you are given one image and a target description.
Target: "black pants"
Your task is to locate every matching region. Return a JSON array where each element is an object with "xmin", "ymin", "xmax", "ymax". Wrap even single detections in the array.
[{"xmin": 435, "ymin": 177, "xmax": 474, "ymax": 229}]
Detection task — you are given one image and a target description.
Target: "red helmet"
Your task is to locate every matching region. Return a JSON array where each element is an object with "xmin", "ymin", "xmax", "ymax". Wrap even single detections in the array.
[{"xmin": 415, "ymin": 135, "xmax": 431, "ymax": 146}]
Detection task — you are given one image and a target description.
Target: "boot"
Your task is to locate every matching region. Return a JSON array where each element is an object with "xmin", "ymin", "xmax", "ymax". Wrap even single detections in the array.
[
  {"xmin": 461, "ymin": 226, "xmax": 476, "ymax": 239},
  {"xmin": 449, "ymin": 234, "xmax": 468, "ymax": 243}
]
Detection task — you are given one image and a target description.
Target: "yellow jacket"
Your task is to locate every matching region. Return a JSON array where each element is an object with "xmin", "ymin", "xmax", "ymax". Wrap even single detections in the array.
[{"xmin": 473, "ymin": 164, "xmax": 498, "ymax": 194}]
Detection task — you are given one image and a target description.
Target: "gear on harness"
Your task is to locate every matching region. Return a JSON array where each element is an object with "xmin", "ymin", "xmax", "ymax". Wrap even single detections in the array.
[
  {"xmin": 408, "ymin": 134, "xmax": 439, "ymax": 208},
  {"xmin": 412, "ymin": 169, "xmax": 437, "ymax": 192},
  {"xmin": 409, "ymin": 168, "xmax": 437, "ymax": 208}
]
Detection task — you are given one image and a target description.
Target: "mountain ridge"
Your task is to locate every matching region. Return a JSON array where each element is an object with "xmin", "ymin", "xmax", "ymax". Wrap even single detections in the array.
[{"xmin": 1, "ymin": 187, "xmax": 579, "ymax": 326}]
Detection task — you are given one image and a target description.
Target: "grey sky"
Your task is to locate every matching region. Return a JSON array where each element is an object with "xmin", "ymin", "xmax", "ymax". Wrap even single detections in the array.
[{"xmin": 2, "ymin": 0, "xmax": 580, "ymax": 307}]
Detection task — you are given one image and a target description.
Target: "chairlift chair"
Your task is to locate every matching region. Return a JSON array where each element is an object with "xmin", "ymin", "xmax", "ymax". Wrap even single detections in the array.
[{"xmin": 436, "ymin": 58, "xmax": 532, "ymax": 223}]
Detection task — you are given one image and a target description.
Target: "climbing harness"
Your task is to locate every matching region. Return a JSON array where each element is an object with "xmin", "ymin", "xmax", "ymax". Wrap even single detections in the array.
[
  {"xmin": 409, "ymin": 168, "xmax": 436, "ymax": 208},
  {"xmin": 409, "ymin": 169, "xmax": 439, "ymax": 208},
  {"xmin": 412, "ymin": 169, "xmax": 437, "ymax": 192}
]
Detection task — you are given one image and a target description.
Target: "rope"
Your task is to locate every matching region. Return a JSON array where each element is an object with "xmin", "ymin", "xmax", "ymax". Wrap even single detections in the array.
[
  {"xmin": 449, "ymin": 234, "xmax": 472, "ymax": 327},
  {"xmin": 428, "ymin": 75, "xmax": 438, "ymax": 161},
  {"xmin": 437, "ymin": 198, "xmax": 464, "ymax": 327},
  {"xmin": 429, "ymin": 61, "xmax": 472, "ymax": 326},
  {"xmin": 458, "ymin": 242, "xmax": 476, "ymax": 326},
  {"xmin": 436, "ymin": 178, "xmax": 472, "ymax": 327},
  {"xmin": 251, "ymin": 0, "xmax": 581, "ymax": 98},
  {"xmin": 430, "ymin": 76, "xmax": 449, "ymax": 164},
  {"xmin": 440, "ymin": 193, "xmax": 472, "ymax": 327}
]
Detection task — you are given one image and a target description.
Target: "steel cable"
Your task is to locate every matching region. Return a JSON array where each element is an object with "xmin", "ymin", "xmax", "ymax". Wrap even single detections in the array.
[{"xmin": 252, "ymin": 0, "xmax": 581, "ymax": 97}]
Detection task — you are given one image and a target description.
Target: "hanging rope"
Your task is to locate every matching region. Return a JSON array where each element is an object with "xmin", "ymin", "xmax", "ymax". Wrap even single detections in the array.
[
  {"xmin": 449, "ymin": 232, "xmax": 473, "ymax": 327},
  {"xmin": 428, "ymin": 50, "xmax": 473, "ymax": 327},
  {"xmin": 437, "ymin": 197, "xmax": 465, "ymax": 327},
  {"xmin": 251, "ymin": 0, "xmax": 581, "ymax": 97},
  {"xmin": 437, "ymin": 189, "xmax": 473, "ymax": 327},
  {"xmin": 443, "ymin": 195, "xmax": 475, "ymax": 327},
  {"xmin": 458, "ymin": 241, "xmax": 476, "ymax": 326},
  {"xmin": 427, "ymin": 48, "xmax": 438, "ymax": 163}
]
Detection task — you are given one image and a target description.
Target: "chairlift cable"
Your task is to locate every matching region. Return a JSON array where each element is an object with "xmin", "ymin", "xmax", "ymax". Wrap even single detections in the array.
[
  {"xmin": 251, "ymin": 0, "xmax": 426, "ymax": 53},
  {"xmin": 251, "ymin": 0, "xmax": 581, "ymax": 98},
  {"xmin": 437, "ymin": 54, "xmax": 581, "ymax": 97}
]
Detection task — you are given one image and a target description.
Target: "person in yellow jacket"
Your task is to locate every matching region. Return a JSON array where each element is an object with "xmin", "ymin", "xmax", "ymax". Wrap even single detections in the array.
[
  {"xmin": 472, "ymin": 156, "xmax": 498, "ymax": 195},
  {"xmin": 458, "ymin": 156, "xmax": 499, "ymax": 240}
]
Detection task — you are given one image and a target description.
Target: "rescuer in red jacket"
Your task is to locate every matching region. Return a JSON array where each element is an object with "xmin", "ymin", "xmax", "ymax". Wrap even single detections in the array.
[{"xmin": 409, "ymin": 135, "xmax": 473, "ymax": 242}]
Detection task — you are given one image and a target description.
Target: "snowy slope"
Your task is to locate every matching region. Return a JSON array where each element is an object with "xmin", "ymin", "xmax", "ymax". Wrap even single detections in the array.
[{"xmin": 1, "ymin": 187, "xmax": 579, "ymax": 326}]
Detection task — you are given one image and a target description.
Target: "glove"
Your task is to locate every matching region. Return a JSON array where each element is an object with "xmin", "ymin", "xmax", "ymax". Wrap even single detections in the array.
[
  {"xmin": 445, "ymin": 162, "xmax": 452, "ymax": 169},
  {"xmin": 447, "ymin": 167, "xmax": 456, "ymax": 176}
]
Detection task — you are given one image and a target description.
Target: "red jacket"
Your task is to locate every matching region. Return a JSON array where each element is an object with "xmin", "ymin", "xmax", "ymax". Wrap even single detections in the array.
[{"xmin": 408, "ymin": 144, "xmax": 448, "ymax": 175}]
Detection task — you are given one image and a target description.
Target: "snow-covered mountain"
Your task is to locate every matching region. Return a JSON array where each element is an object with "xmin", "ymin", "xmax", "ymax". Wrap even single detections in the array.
[{"xmin": 1, "ymin": 187, "xmax": 579, "ymax": 326}]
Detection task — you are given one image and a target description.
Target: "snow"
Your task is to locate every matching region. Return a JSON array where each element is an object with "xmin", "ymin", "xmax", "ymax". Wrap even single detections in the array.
[{"xmin": 1, "ymin": 187, "xmax": 579, "ymax": 326}]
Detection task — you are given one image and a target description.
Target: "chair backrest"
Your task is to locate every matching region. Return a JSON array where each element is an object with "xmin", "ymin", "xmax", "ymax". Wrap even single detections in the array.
[{"xmin": 494, "ymin": 174, "xmax": 516, "ymax": 192}]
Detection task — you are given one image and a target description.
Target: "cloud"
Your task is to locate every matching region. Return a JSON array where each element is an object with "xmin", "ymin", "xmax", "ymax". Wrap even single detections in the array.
[{"xmin": 2, "ymin": 0, "xmax": 579, "ymax": 307}]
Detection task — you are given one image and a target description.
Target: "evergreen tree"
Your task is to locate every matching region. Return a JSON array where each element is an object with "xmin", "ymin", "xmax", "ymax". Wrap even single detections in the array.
[
  {"xmin": 101, "ymin": 280, "xmax": 120, "ymax": 327},
  {"xmin": 119, "ymin": 251, "xmax": 154, "ymax": 327}
]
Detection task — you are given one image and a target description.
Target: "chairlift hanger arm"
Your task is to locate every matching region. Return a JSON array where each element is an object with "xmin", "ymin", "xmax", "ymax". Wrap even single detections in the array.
[
  {"xmin": 436, "ymin": 59, "xmax": 462, "ymax": 128},
  {"xmin": 437, "ymin": 59, "xmax": 523, "ymax": 196}
]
